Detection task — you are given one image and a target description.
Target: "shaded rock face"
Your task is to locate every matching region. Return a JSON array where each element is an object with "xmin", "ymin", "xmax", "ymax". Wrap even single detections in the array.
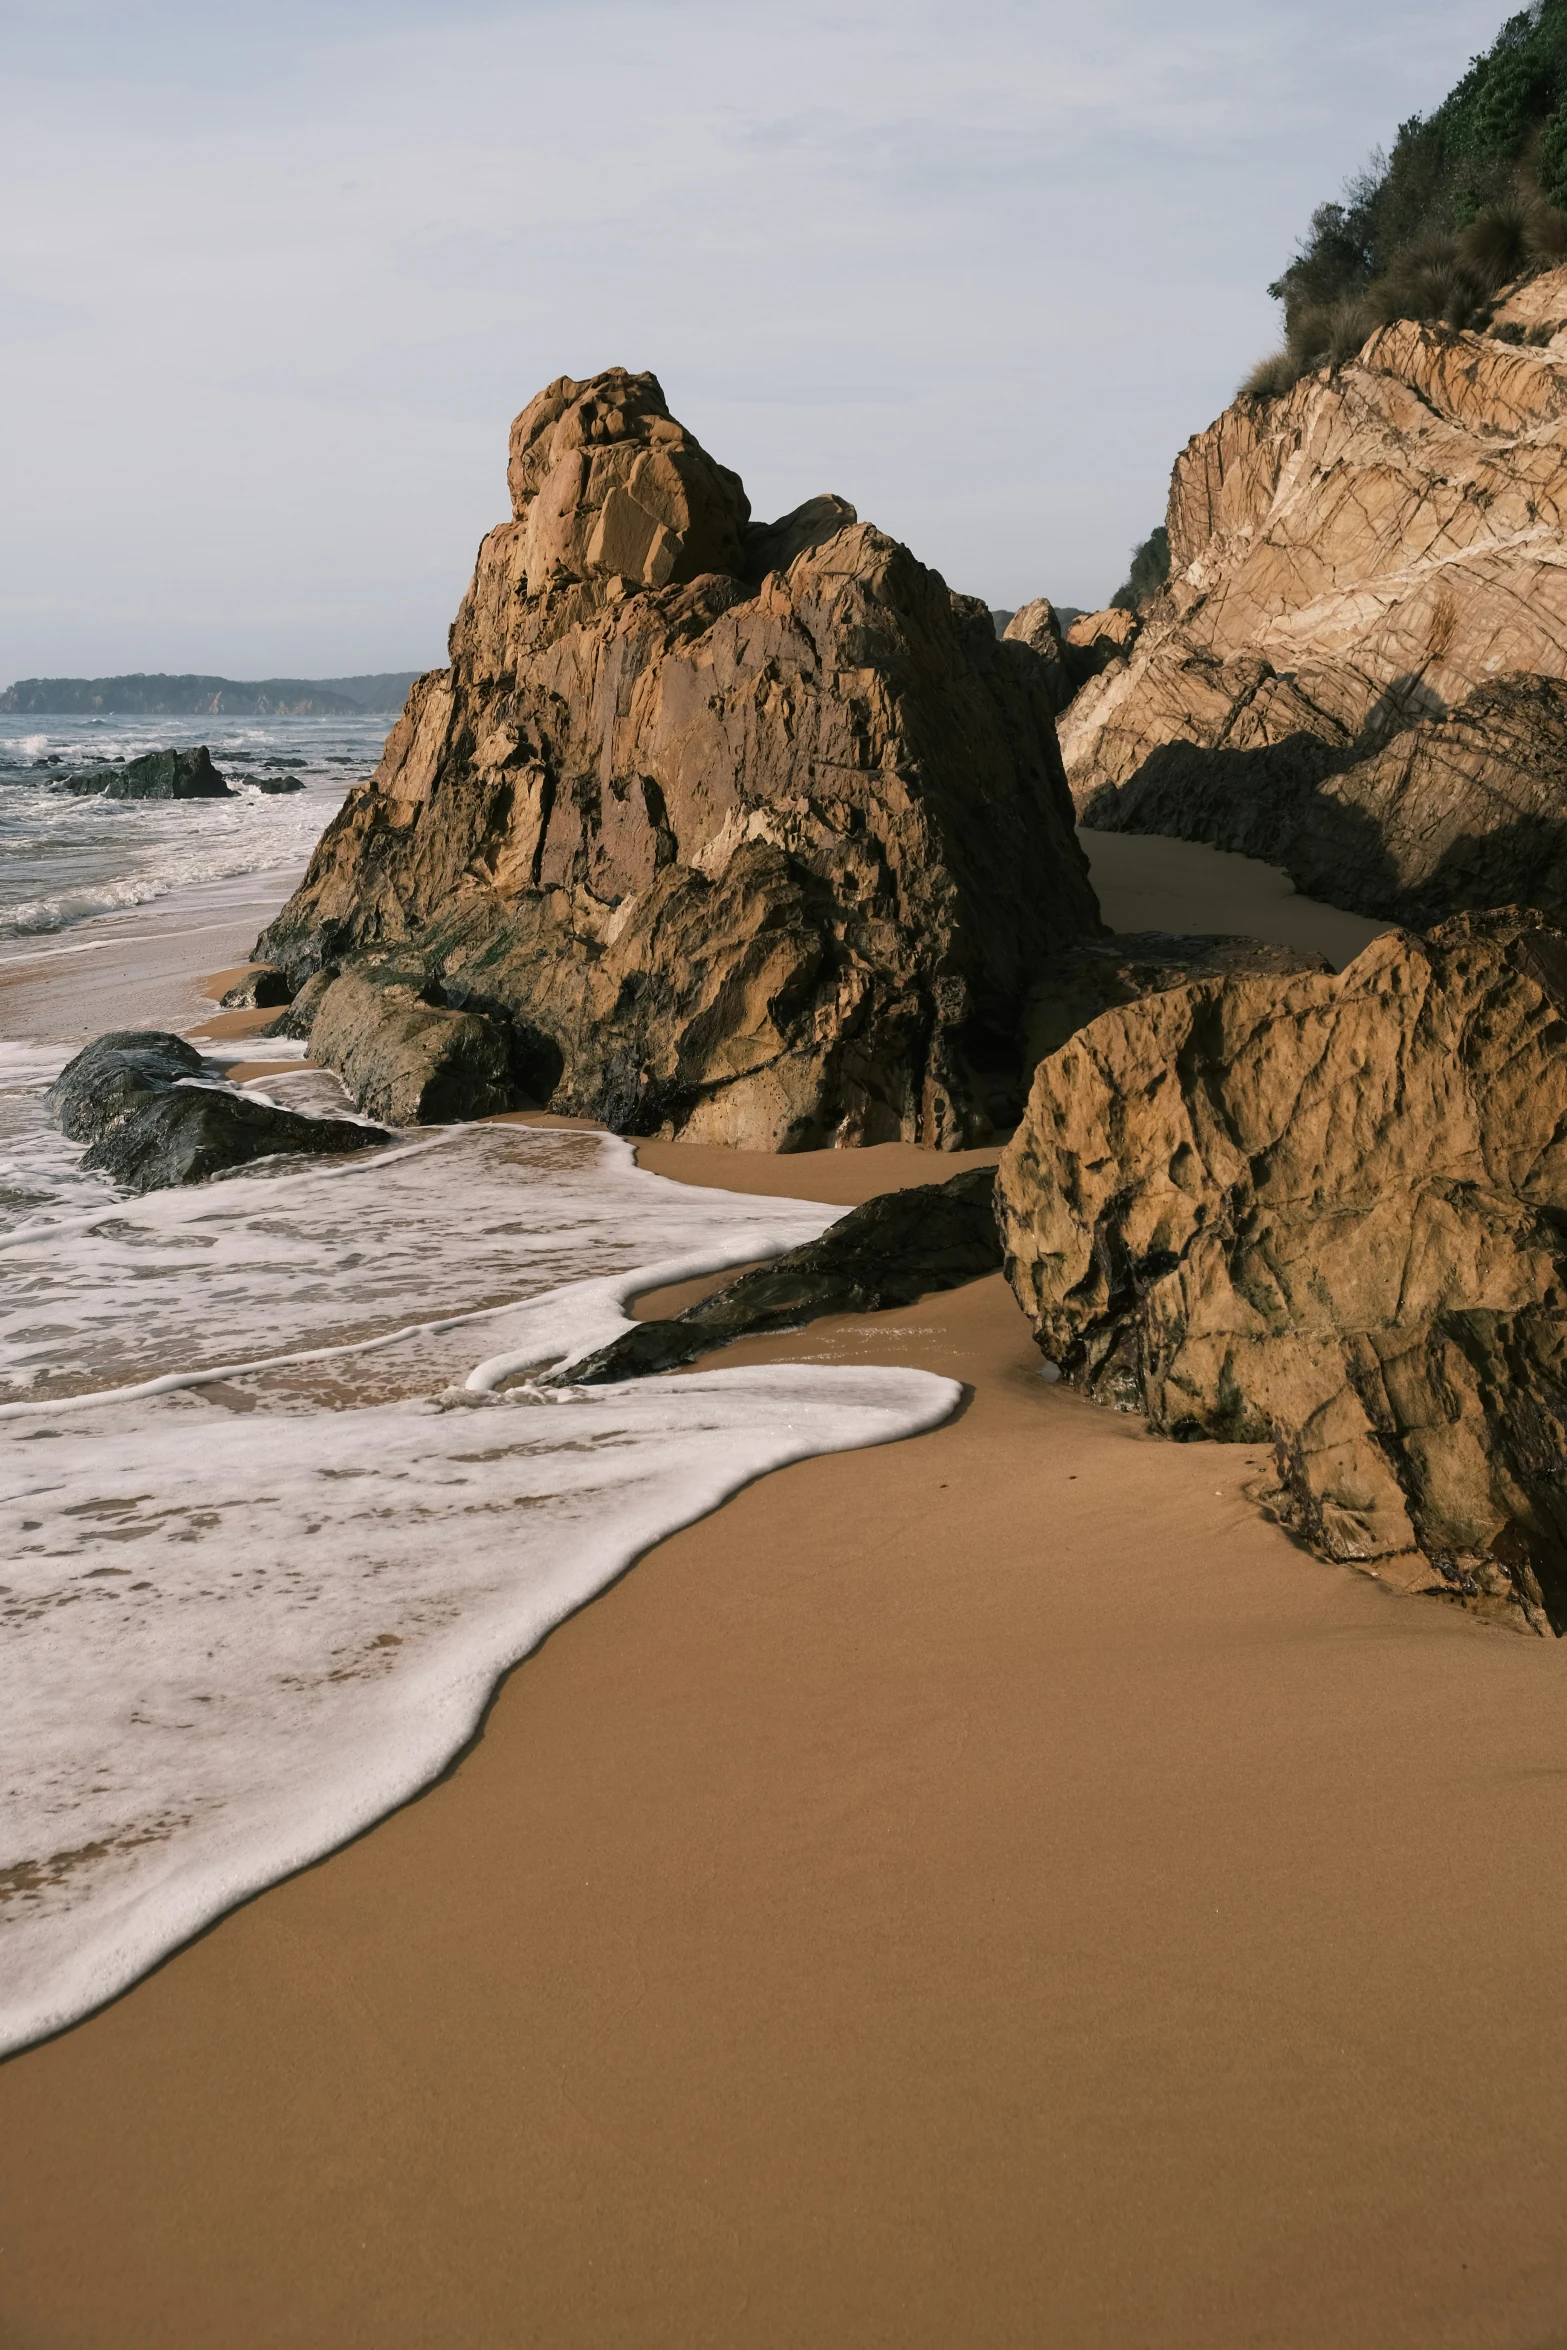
[
  {"xmin": 1020, "ymin": 931, "xmax": 1331, "ymax": 1068},
  {"xmin": 258, "ymin": 368, "xmax": 1099, "ymax": 1147},
  {"xmin": 219, "ymin": 965, "xmax": 292, "ymax": 1010},
  {"xmin": 557, "ymin": 1166, "xmax": 1001, "ymax": 1385},
  {"xmin": 47, "ymin": 1031, "xmax": 390, "ymax": 1193},
  {"xmin": 1065, "ymin": 289, "xmax": 1567, "ymax": 920},
  {"xmin": 1081, "ymin": 673, "xmax": 1567, "ymax": 931},
  {"xmin": 1000, "ymin": 599, "xmax": 1075, "ymax": 715},
  {"xmin": 61, "ymin": 747, "xmax": 232, "ymax": 800},
  {"xmin": 997, "ymin": 910, "xmax": 1567, "ymax": 1636}
]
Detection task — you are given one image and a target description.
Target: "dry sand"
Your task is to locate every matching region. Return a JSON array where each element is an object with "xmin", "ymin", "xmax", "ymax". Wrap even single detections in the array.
[{"xmin": 5, "ymin": 841, "xmax": 1567, "ymax": 2349}]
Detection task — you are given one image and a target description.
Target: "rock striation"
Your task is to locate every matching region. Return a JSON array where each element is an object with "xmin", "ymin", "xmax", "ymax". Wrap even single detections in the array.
[
  {"xmin": 48, "ymin": 1032, "xmax": 391, "ymax": 1192},
  {"xmin": 997, "ymin": 908, "xmax": 1567, "ymax": 1636},
  {"xmin": 257, "ymin": 368, "xmax": 1100, "ymax": 1146},
  {"xmin": 1064, "ymin": 277, "xmax": 1567, "ymax": 923}
]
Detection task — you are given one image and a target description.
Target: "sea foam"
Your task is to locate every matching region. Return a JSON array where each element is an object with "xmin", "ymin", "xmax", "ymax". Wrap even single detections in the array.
[{"xmin": 0, "ymin": 1103, "xmax": 959, "ymax": 2055}]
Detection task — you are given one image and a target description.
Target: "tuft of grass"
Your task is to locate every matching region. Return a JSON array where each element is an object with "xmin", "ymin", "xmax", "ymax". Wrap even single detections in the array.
[
  {"xmin": 1460, "ymin": 197, "xmax": 1534, "ymax": 281},
  {"xmin": 1241, "ymin": 349, "xmax": 1302, "ymax": 400},
  {"xmin": 1526, "ymin": 196, "xmax": 1567, "ymax": 256}
]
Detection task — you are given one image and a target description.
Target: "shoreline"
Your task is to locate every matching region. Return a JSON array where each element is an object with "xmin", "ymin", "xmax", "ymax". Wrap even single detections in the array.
[
  {"xmin": 8, "ymin": 847, "xmax": 1567, "ymax": 2346},
  {"xmin": 5, "ymin": 1216, "xmax": 1567, "ymax": 2345}
]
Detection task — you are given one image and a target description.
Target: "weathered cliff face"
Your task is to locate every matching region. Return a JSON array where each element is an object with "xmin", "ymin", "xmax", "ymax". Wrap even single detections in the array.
[
  {"xmin": 261, "ymin": 369, "xmax": 1100, "ymax": 1147},
  {"xmin": 997, "ymin": 907, "xmax": 1567, "ymax": 1636},
  {"xmin": 1064, "ymin": 273, "xmax": 1567, "ymax": 922}
]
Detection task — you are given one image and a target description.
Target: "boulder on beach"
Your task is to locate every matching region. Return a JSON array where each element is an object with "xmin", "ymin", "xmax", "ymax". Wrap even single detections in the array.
[
  {"xmin": 558, "ymin": 1165, "xmax": 1003, "ymax": 1385},
  {"xmin": 47, "ymin": 1030, "xmax": 391, "ymax": 1193},
  {"xmin": 59, "ymin": 746, "xmax": 233, "ymax": 800},
  {"xmin": 257, "ymin": 366, "xmax": 1101, "ymax": 1146},
  {"xmin": 997, "ymin": 907, "xmax": 1567, "ymax": 1636}
]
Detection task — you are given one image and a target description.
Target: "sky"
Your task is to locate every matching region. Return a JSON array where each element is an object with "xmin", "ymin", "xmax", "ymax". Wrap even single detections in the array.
[{"xmin": 1, "ymin": 0, "xmax": 1512, "ymax": 682}]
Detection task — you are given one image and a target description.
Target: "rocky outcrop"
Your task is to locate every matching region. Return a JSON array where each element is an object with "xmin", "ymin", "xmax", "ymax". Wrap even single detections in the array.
[
  {"xmin": 61, "ymin": 747, "xmax": 232, "ymax": 800},
  {"xmin": 1000, "ymin": 600, "xmax": 1076, "ymax": 714},
  {"xmin": 1077, "ymin": 673, "xmax": 1567, "ymax": 930},
  {"xmin": 48, "ymin": 1032, "xmax": 390, "ymax": 1192},
  {"xmin": 1062, "ymin": 606, "xmax": 1140, "ymax": 688},
  {"xmin": 997, "ymin": 908, "xmax": 1567, "ymax": 1636},
  {"xmin": 1066, "ymin": 281, "xmax": 1567, "ymax": 922},
  {"xmin": 258, "ymin": 368, "xmax": 1100, "ymax": 1147},
  {"xmin": 557, "ymin": 1166, "xmax": 1001, "ymax": 1385}
]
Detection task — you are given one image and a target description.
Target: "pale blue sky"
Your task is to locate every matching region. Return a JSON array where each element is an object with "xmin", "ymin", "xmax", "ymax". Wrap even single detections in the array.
[{"xmin": 1, "ymin": 0, "xmax": 1508, "ymax": 679}]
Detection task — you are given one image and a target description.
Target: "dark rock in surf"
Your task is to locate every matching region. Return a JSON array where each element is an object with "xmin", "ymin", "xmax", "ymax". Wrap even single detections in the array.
[
  {"xmin": 59, "ymin": 746, "xmax": 233, "ymax": 800},
  {"xmin": 555, "ymin": 1164, "xmax": 1001, "ymax": 1385},
  {"xmin": 47, "ymin": 1029, "xmax": 391, "ymax": 1194},
  {"xmin": 252, "ymin": 774, "xmax": 306, "ymax": 795},
  {"xmin": 218, "ymin": 965, "xmax": 293, "ymax": 1010}
]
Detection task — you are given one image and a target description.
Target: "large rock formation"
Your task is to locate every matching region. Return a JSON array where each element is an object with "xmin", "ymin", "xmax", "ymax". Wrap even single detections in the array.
[
  {"xmin": 258, "ymin": 369, "xmax": 1100, "ymax": 1148},
  {"xmin": 1063, "ymin": 274, "xmax": 1567, "ymax": 924},
  {"xmin": 997, "ymin": 908, "xmax": 1567, "ymax": 1636}
]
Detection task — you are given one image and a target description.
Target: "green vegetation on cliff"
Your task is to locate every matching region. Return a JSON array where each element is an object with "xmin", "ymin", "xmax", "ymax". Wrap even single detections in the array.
[{"xmin": 1251, "ymin": 3, "xmax": 1567, "ymax": 392}]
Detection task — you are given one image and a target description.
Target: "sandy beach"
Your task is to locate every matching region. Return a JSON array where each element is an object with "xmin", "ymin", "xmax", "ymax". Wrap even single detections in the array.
[{"xmin": 4, "ymin": 839, "xmax": 1566, "ymax": 2348}]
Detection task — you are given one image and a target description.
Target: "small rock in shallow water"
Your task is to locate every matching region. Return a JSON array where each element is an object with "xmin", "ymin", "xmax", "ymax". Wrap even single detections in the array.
[{"xmin": 46, "ymin": 1030, "xmax": 391, "ymax": 1194}]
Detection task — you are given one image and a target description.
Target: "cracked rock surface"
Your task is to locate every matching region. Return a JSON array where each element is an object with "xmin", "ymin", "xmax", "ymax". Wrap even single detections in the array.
[
  {"xmin": 257, "ymin": 368, "xmax": 1099, "ymax": 1148},
  {"xmin": 997, "ymin": 907, "xmax": 1567, "ymax": 1635},
  {"xmin": 1065, "ymin": 280, "xmax": 1567, "ymax": 922}
]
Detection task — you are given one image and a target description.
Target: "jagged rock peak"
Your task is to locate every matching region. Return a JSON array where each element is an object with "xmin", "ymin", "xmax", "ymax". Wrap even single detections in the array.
[
  {"xmin": 506, "ymin": 368, "xmax": 752, "ymax": 594},
  {"xmin": 258, "ymin": 368, "xmax": 1100, "ymax": 1150}
]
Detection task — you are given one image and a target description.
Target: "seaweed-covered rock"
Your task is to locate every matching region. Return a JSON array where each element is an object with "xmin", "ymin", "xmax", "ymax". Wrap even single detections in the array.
[
  {"xmin": 46, "ymin": 1030, "xmax": 390, "ymax": 1193},
  {"xmin": 60, "ymin": 747, "xmax": 232, "ymax": 800},
  {"xmin": 557, "ymin": 1165, "xmax": 1001, "ymax": 1384},
  {"xmin": 997, "ymin": 909, "xmax": 1567, "ymax": 1636}
]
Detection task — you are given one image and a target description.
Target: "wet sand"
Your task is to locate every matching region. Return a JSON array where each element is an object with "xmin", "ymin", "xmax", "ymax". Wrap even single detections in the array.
[{"xmin": 7, "ymin": 842, "xmax": 1567, "ymax": 2347}]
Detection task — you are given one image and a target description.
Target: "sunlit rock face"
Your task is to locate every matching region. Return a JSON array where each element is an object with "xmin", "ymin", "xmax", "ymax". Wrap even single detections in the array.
[
  {"xmin": 1064, "ymin": 276, "xmax": 1567, "ymax": 926},
  {"xmin": 998, "ymin": 907, "xmax": 1567, "ymax": 1636},
  {"xmin": 260, "ymin": 368, "xmax": 1100, "ymax": 1149}
]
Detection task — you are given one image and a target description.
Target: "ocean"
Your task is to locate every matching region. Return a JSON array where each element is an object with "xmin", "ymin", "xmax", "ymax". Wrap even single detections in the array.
[{"xmin": 0, "ymin": 717, "xmax": 957, "ymax": 2056}]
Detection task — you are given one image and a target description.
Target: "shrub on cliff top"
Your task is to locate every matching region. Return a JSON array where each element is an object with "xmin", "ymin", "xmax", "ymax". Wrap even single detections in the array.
[
  {"xmin": 1245, "ymin": 1, "xmax": 1567, "ymax": 396},
  {"xmin": 1111, "ymin": 527, "xmax": 1170, "ymax": 615}
]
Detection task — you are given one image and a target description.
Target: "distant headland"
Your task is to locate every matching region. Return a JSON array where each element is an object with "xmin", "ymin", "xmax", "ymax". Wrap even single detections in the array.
[{"xmin": 0, "ymin": 671, "xmax": 424, "ymax": 716}]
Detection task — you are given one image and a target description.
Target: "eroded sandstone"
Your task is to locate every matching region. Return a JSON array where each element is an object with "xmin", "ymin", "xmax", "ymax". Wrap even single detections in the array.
[
  {"xmin": 997, "ymin": 908, "xmax": 1567, "ymax": 1635},
  {"xmin": 258, "ymin": 368, "xmax": 1100, "ymax": 1146},
  {"xmin": 1065, "ymin": 281, "xmax": 1567, "ymax": 919}
]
